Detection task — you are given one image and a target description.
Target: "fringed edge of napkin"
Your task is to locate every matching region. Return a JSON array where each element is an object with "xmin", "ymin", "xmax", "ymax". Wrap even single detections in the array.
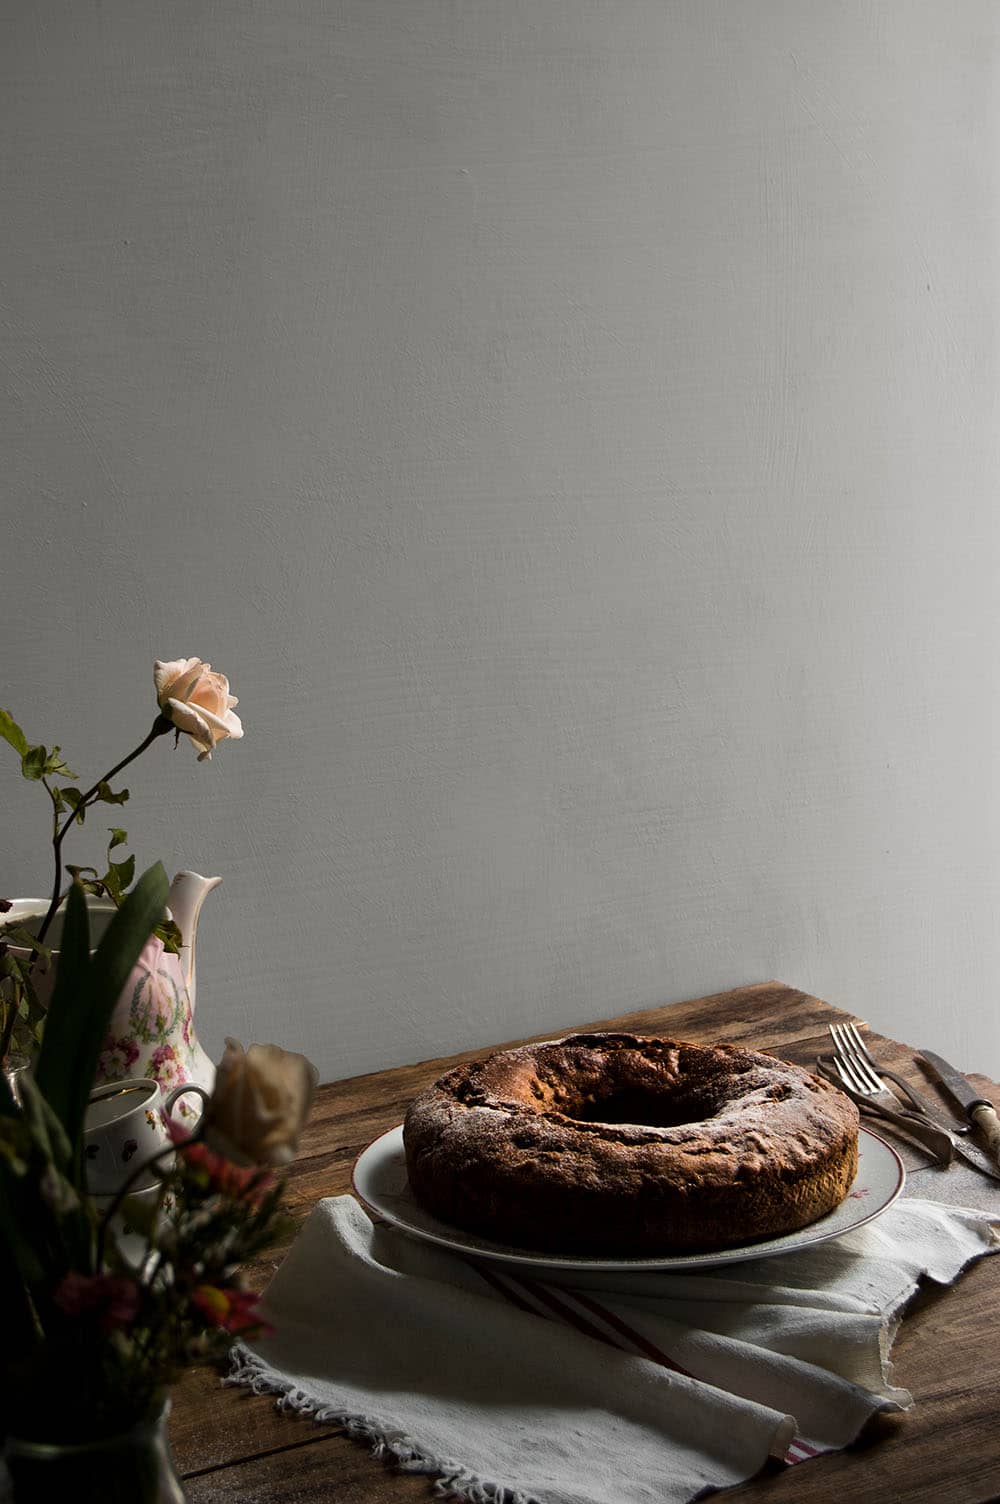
[{"xmin": 226, "ymin": 1343, "xmax": 542, "ymax": 1504}]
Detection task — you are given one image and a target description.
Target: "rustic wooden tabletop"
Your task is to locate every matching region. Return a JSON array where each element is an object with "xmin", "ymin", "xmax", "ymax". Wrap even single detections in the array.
[{"xmin": 168, "ymin": 982, "xmax": 1000, "ymax": 1504}]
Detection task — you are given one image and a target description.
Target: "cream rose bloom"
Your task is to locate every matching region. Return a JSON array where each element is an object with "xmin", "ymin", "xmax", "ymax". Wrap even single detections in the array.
[
  {"xmin": 202, "ymin": 1039, "xmax": 319, "ymax": 1167},
  {"xmin": 154, "ymin": 658, "xmax": 243, "ymax": 761}
]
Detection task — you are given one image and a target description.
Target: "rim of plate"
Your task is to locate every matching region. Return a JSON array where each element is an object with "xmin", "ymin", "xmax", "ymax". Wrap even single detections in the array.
[{"xmin": 351, "ymin": 1122, "xmax": 904, "ymax": 1272}]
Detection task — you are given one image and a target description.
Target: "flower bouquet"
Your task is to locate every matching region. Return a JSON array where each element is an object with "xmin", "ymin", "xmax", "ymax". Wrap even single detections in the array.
[
  {"xmin": 1, "ymin": 657, "xmax": 243, "ymax": 1073},
  {"xmin": 0, "ymin": 864, "xmax": 317, "ymax": 1503}
]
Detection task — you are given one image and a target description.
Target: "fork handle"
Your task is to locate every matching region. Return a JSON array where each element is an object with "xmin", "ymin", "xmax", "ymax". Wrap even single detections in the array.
[
  {"xmin": 890, "ymin": 1106, "xmax": 962, "ymax": 1161},
  {"xmin": 874, "ymin": 1065, "xmax": 948, "ymax": 1120},
  {"xmin": 866, "ymin": 1102, "xmax": 956, "ymax": 1163},
  {"xmin": 971, "ymin": 1104, "xmax": 1000, "ymax": 1168}
]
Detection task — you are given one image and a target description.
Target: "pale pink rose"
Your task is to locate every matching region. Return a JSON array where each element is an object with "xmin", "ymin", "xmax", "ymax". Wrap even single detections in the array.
[
  {"xmin": 154, "ymin": 657, "xmax": 243, "ymax": 761},
  {"xmin": 202, "ymin": 1039, "xmax": 318, "ymax": 1167}
]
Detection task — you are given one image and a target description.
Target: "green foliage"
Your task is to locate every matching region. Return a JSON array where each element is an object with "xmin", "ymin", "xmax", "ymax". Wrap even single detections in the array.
[
  {"xmin": 43, "ymin": 747, "xmax": 76, "ymax": 779},
  {"xmin": 20, "ymin": 744, "xmax": 47, "ymax": 780},
  {"xmin": 1, "ymin": 936, "xmax": 300, "ymax": 1443},
  {"xmin": 60, "ymin": 786, "xmax": 86, "ymax": 823},
  {"xmin": 96, "ymin": 780, "xmax": 129, "ymax": 806},
  {"xmin": 65, "ymin": 832, "xmax": 143, "ymax": 912},
  {"xmin": 0, "ymin": 930, "xmax": 52, "ymax": 966},
  {"xmin": 101, "ymin": 853, "xmax": 136, "ymax": 905},
  {"xmin": 0, "ymin": 706, "xmax": 28, "ymax": 756},
  {"xmin": 34, "ymin": 867, "xmax": 169, "ymax": 1177},
  {"xmin": 0, "ymin": 703, "xmax": 147, "ymax": 1055}
]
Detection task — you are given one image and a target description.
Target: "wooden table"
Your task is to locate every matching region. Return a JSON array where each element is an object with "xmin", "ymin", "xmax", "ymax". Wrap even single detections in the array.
[{"xmin": 168, "ymin": 983, "xmax": 1000, "ymax": 1504}]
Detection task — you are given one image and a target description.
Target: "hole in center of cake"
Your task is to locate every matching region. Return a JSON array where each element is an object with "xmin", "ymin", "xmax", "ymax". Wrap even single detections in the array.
[{"xmin": 566, "ymin": 1088, "xmax": 714, "ymax": 1129}]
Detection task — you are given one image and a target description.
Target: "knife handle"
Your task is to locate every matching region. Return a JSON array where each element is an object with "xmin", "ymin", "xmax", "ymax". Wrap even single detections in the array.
[{"xmin": 971, "ymin": 1103, "xmax": 1000, "ymax": 1166}]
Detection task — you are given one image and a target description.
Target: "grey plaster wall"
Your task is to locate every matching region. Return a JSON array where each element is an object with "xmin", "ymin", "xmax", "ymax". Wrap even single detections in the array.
[{"xmin": 2, "ymin": 2, "xmax": 998, "ymax": 1080}]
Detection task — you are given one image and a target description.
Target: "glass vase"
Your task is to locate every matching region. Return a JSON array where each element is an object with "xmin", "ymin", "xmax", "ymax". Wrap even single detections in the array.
[
  {"xmin": 2, "ymin": 1050, "xmax": 31, "ymax": 1107},
  {"xmin": 3, "ymin": 1399, "xmax": 186, "ymax": 1504}
]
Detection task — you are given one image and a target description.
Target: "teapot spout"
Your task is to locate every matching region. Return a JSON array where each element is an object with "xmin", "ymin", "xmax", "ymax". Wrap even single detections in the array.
[{"xmin": 167, "ymin": 871, "xmax": 222, "ymax": 1003}]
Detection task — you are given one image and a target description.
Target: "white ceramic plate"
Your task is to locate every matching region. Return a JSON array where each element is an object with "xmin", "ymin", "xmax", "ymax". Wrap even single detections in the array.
[{"xmin": 352, "ymin": 1124, "xmax": 905, "ymax": 1272}]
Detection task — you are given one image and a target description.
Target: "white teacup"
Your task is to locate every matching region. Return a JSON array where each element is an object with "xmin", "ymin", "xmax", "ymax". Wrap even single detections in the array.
[
  {"xmin": 84, "ymin": 1078, "xmax": 209, "ymax": 1195},
  {"xmin": 91, "ymin": 1181, "xmax": 179, "ymax": 1270}
]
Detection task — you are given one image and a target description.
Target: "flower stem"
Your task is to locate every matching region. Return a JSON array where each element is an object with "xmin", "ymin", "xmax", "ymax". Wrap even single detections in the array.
[
  {"xmin": 36, "ymin": 716, "xmax": 173, "ymax": 948},
  {"xmin": 0, "ymin": 1007, "xmax": 20, "ymax": 1071}
]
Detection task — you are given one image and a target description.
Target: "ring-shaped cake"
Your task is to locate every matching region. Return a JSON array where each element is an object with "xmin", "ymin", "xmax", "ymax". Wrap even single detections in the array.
[{"xmin": 403, "ymin": 1032, "xmax": 860, "ymax": 1254}]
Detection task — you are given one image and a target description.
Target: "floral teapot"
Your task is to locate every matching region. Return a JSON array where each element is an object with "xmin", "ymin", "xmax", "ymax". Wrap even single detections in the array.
[{"xmin": 5, "ymin": 871, "xmax": 220, "ymax": 1125}]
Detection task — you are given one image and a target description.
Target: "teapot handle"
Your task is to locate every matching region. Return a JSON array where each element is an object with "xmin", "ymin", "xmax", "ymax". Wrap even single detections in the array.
[{"xmin": 163, "ymin": 1082, "xmax": 211, "ymax": 1124}]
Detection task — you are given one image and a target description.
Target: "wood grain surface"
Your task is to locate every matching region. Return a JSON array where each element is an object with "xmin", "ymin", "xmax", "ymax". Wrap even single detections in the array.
[{"xmin": 167, "ymin": 983, "xmax": 1000, "ymax": 1504}]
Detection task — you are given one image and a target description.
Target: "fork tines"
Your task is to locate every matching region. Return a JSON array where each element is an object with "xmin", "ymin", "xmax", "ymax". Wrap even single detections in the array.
[{"xmin": 828, "ymin": 1020, "xmax": 881, "ymax": 1095}]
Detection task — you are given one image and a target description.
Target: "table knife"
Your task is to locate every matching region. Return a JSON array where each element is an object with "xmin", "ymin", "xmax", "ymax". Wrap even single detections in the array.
[
  {"xmin": 817, "ymin": 1057, "xmax": 1000, "ymax": 1179},
  {"xmin": 918, "ymin": 1050, "xmax": 1000, "ymax": 1170}
]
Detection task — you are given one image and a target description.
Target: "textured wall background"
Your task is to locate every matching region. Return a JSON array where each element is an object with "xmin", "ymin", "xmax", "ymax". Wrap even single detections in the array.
[{"xmin": 2, "ymin": 1, "xmax": 998, "ymax": 1080}]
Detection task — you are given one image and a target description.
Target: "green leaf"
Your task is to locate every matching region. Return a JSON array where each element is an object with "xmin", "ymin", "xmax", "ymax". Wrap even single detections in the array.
[
  {"xmin": 155, "ymin": 917, "xmax": 183, "ymax": 955},
  {"xmin": 43, "ymin": 746, "xmax": 77, "ymax": 779},
  {"xmin": 33, "ymin": 866, "xmax": 169, "ymax": 1180},
  {"xmin": 65, "ymin": 867, "xmax": 104, "ymax": 899},
  {"xmin": 103, "ymin": 856, "xmax": 135, "ymax": 904},
  {"xmin": 60, "ymin": 786, "xmax": 86, "ymax": 825},
  {"xmin": 20, "ymin": 967, "xmax": 46, "ymax": 1031},
  {"xmin": 32, "ymin": 883, "xmax": 91, "ymax": 1121},
  {"xmin": 96, "ymin": 780, "xmax": 129, "ymax": 806},
  {"xmin": 108, "ymin": 828, "xmax": 128, "ymax": 852},
  {"xmin": 0, "ymin": 707, "xmax": 28, "ymax": 757},
  {"xmin": 20, "ymin": 745, "xmax": 47, "ymax": 781},
  {"xmin": 0, "ymin": 928, "xmax": 52, "ymax": 964},
  {"xmin": 18, "ymin": 1072, "xmax": 73, "ymax": 1172}
]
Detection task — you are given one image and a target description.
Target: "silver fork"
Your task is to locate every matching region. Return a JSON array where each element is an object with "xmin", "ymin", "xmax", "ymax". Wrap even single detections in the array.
[
  {"xmin": 831, "ymin": 1021, "xmax": 966, "ymax": 1126},
  {"xmin": 827, "ymin": 1022, "xmax": 955, "ymax": 1162}
]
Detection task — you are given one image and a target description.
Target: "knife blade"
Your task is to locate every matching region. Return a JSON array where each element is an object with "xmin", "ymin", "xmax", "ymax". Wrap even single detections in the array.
[{"xmin": 918, "ymin": 1050, "xmax": 1000, "ymax": 1170}]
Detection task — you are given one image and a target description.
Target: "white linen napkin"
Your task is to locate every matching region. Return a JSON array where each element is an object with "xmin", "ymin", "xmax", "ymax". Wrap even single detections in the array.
[{"xmin": 228, "ymin": 1196, "xmax": 999, "ymax": 1504}]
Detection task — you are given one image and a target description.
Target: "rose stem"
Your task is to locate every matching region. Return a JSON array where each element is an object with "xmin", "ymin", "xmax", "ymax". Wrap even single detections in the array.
[{"xmin": 36, "ymin": 715, "xmax": 174, "ymax": 947}]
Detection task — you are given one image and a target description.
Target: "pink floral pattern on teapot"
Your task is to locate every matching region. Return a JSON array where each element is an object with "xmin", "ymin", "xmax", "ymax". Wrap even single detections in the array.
[
  {"xmin": 94, "ymin": 933, "xmax": 211, "ymax": 1122},
  {"xmin": 7, "ymin": 872, "xmax": 219, "ymax": 1125}
]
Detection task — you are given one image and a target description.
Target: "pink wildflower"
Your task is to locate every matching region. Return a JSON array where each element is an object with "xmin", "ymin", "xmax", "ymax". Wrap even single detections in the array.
[
  {"xmin": 191, "ymin": 1284, "xmax": 271, "ymax": 1335},
  {"xmin": 182, "ymin": 1138, "xmax": 275, "ymax": 1203},
  {"xmin": 54, "ymin": 1272, "xmax": 141, "ymax": 1332}
]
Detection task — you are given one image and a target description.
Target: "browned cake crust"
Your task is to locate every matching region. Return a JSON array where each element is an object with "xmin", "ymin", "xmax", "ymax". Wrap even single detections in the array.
[{"xmin": 403, "ymin": 1032, "xmax": 860, "ymax": 1254}]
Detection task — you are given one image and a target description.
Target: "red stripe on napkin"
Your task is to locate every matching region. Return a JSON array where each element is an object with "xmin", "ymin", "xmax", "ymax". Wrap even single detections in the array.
[
  {"xmin": 784, "ymin": 1438, "xmax": 822, "ymax": 1464},
  {"xmin": 509, "ymin": 1275, "xmax": 631, "ymax": 1352},
  {"xmin": 565, "ymin": 1288, "xmax": 694, "ymax": 1377},
  {"xmin": 467, "ymin": 1260, "xmax": 539, "ymax": 1316},
  {"xmin": 466, "ymin": 1262, "xmax": 819, "ymax": 1470}
]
